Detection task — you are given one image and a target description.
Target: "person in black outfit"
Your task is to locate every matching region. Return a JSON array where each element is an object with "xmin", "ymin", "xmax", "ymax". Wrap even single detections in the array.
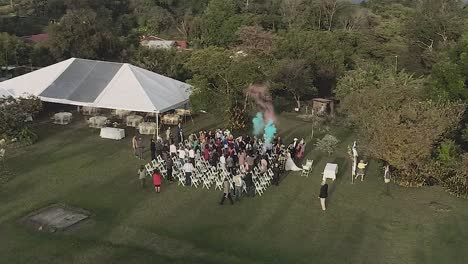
[
  {"xmin": 155, "ymin": 139, "xmax": 163, "ymax": 158},
  {"xmin": 244, "ymin": 172, "xmax": 254, "ymax": 197},
  {"xmin": 166, "ymin": 155, "xmax": 173, "ymax": 181},
  {"xmin": 150, "ymin": 139, "xmax": 156, "ymax": 161},
  {"xmin": 272, "ymin": 162, "xmax": 280, "ymax": 186},
  {"xmin": 319, "ymin": 181, "xmax": 328, "ymax": 211}
]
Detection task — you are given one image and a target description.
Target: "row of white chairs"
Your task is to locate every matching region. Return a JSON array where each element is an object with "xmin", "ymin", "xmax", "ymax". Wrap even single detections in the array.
[{"xmin": 144, "ymin": 155, "xmax": 276, "ymax": 196}]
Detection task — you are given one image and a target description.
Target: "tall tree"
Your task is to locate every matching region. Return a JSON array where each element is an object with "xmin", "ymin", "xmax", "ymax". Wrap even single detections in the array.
[
  {"xmin": 272, "ymin": 58, "xmax": 316, "ymax": 109},
  {"xmin": 186, "ymin": 47, "xmax": 267, "ymax": 128},
  {"xmin": 47, "ymin": 8, "xmax": 121, "ymax": 60},
  {"xmin": 199, "ymin": 0, "xmax": 251, "ymax": 47},
  {"xmin": 336, "ymin": 64, "xmax": 465, "ymax": 186}
]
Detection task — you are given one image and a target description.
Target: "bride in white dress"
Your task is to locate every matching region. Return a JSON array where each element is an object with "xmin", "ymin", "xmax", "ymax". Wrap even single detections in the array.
[{"xmin": 285, "ymin": 152, "xmax": 302, "ymax": 171}]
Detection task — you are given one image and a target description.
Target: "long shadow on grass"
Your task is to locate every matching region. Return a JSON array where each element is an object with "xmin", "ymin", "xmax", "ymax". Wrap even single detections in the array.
[
  {"xmin": 412, "ymin": 217, "xmax": 468, "ymax": 264},
  {"xmin": 318, "ymin": 212, "xmax": 369, "ymax": 264},
  {"xmin": 326, "ymin": 157, "xmax": 348, "ymax": 208}
]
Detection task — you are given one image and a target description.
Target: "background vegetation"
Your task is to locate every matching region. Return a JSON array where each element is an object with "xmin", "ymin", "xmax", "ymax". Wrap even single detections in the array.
[{"xmin": 1, "ymin": 0, "xmax": 467, "ymax": 195}]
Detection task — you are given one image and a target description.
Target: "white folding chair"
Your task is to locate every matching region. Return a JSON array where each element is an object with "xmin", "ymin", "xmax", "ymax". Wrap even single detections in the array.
[
  {"xmin": 151, "ymin": 159, "xmax": 158, "ymax": 169},
  {"xmin": 145, "ymin": 164, "xmax": 153, "ymax": 176},
  {"xmin": 301, "ymin": 159, "xmax": 313, "ymax": 177}
]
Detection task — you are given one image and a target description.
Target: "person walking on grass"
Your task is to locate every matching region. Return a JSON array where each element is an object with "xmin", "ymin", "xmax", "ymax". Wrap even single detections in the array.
[
  {"xmin": 136, "ymin": 136, "xmax": 144, "ymax": 160},
  {"xmin": 183, "ymin": 159, "xmax": 194, "ymax": 186},
  {"xmin": 132, "ymin": 135, "xmax": 139, "ymax": 158},
  {"xmin": 152, "ymin": 169, "xmax": 162, "ymax": 193},
  {"xmin": 138, "ymin": 165, "xmax": 147, "ymax": 188},
  {"xmin": 220, "ymin": 178, "xmax": 234, "ymax": 205},
  {"xmin": 166, "ymin": 154, "xmax": 173, "ymax": 181},
  {"xmin": 272, "ymin": 162, "xmax": 280, "ymax": 186},
  {"xmin": 233, "ymin": 172, "xmax": 243, "ymax": 201},
  {"xmin": 319, "ymin": 181, "xmax": 328, "ymax": 211}
]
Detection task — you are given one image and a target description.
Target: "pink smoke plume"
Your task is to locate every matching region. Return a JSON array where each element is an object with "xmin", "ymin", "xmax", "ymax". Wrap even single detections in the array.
[{"xmin": 247, "ymin": 84, "xmax": 276, "ymax": 123}]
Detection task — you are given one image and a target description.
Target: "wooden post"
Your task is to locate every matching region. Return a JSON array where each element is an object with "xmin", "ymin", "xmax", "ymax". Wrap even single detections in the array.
[{"xmin": 330, "ymin": 101, "xmax": 335, "ymax": 117}]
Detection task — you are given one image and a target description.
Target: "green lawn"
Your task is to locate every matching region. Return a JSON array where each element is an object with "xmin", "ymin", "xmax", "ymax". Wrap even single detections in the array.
[{"xmin": 1, "ymin": 113, "xmax": 468, "ymax": 264}]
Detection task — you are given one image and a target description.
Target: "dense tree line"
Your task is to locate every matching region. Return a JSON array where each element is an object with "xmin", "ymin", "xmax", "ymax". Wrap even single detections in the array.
[{"xmin": 1, "ymin": 0, "xmax": 468, "ymax": 196}]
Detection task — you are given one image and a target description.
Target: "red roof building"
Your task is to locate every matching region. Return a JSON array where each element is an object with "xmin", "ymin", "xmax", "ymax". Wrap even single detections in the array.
[{"xmin": 22, "ymin": 33, "xmax": 49, "ymax": 44}]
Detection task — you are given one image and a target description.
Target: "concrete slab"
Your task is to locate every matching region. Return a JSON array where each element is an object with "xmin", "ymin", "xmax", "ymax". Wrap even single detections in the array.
[{"xmin": 23, "ymin": 204, "xmax": 90, "ymax": 232}]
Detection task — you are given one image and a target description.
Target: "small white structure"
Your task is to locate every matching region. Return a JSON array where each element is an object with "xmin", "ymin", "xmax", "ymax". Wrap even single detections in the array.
[
  {"xmin": 100, "ymin": 127, "xmax": 125, "ymax": 140},
  {"xmin": 140, "ymin": 36, "xmax": 176, "ymax": 49},
  {"xmin": 323, "ymin": 163, "xmax": 338, "ymax": 181}
]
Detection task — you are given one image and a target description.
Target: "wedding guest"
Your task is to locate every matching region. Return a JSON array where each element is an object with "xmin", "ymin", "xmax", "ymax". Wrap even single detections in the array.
[{"xmin": 219, "ymin": 178, "xmax": 234, "ymax": 205}]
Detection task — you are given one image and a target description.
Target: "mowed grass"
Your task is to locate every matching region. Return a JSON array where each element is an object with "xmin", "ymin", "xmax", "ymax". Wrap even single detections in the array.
[{"xmin": 1, "ymin": 113, "xmax": 468, "ymax": 264}]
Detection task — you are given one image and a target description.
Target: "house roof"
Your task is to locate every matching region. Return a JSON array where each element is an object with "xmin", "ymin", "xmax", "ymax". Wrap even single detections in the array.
[{"xmin": 22, "ymin": 33, "xmax": 49, "ymax": 44}]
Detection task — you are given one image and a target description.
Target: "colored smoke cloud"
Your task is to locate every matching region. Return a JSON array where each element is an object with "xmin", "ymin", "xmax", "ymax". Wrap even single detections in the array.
[
  {"xmin": 264, "ymin": 119, "xmax": 277, "ymax": 145},
  {"xmin": 253, "ymin": 112, "xmax": 265, "ymax": 136},
  {"xmin": 247, "ymin": 84, "xmax": 276, "ymax": 123},
  {"xmin": 248, "ymin": 84, "xmax": 277, "ymax": 145}
]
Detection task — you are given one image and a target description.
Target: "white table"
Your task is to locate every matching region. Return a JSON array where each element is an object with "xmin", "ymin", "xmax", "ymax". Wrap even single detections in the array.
[
  {"xmin": 323, "ymin": 163, "xmax": 338, "ymax": 181},
  {"xmin": 126, "ymin": 115, "xmax": 143, "ymax": 127},
  {"xmin": 53, "ymin": 112, "xmax": 72, "ymax": 125},
  {"xmin": 114, "ymin": 109, "xmax": 132, "ymax": 119},
  {"xmin": 81, "ymin": 106, "xmax": 98, "ymax": 116},
  {"xmin": 100, "ymin": 127, "xmax": 125, "ymax": 140},
  {"xmin": 89, "ymin": 116, "xmax": 108, "ymax": 128},
  {"xmin": 139, "ymin": 122, "xmax": 157, "ymax": 135},
  {"xmin": 162, "ymin": 114, "xmax": 180, "ymax": 125}
]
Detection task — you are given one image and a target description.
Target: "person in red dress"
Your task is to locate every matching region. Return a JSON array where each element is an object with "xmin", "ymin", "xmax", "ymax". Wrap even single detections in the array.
[{"xmin": 152, "ymin": 169, "xmax": 162, "ymax": 193}]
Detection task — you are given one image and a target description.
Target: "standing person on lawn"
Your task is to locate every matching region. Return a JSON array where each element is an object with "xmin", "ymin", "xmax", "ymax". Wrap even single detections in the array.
[
  {"xmin": 152, "ymin": 169, "xmax": 162, "ymax": 193},
  {"xmin": 233, "ymin": 172, "xmax": 243, "ymax": 201},
  {"xmin": 136, "ymin": 136, "xmax": 144, "ymax": 160},
  {"xmin": 132, "ymin": 135, "xmax": 139, "ymax": 158},
  {"xmin": 319, "ymin": 181, "xmax": 328, "ymax": 211},
  {"xmin": 272, "ymin": 162, "xmax": 280, "ymax": 186},
  {"xmin": 138, "ymin": 165, "xmax": 147, "ymax": 188},
  {"xmin": 220, "ymin": 177, "xmax": 234, "ymax": 205},
  {"xmin": 166, "ymin": 154, "xmax": 173, "ymax": 181},
  {"xmin": 183, "ymin": 159, "xmax": 194, "ymax": 186}
]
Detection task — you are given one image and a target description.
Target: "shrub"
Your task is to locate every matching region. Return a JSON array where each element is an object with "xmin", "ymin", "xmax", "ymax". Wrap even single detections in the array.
[
  {"xmin": 19, "ymin": 127, "xmax": 38, "ymax": 146},
  {"xmin": 315, "ymin": 134, "xmax": 339, "ymax": 156}
]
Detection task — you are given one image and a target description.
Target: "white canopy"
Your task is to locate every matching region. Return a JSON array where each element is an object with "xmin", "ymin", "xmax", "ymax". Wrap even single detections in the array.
[
  {"xmin": 0, "ymin": 87, "xmax": 13, "ymax": 98},
  {"xmin": 0, "ymin": 58, "xmax": 192, "ymax": 113}
]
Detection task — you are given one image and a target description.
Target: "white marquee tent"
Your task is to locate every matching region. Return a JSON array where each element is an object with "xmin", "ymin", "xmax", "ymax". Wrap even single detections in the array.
[
  {"xmin": 0, "ymin": 87, "xmax": 13, "ymax": 98},
  {"xmin": 0, "ymin": 58, "xmax": 192, "ymax": 113}
]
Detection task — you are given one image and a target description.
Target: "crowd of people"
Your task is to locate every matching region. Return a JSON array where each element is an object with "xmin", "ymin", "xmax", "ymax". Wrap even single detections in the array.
[{"xmin": 133, "ymin": 124, "xmax": 308, "ymax": 205}]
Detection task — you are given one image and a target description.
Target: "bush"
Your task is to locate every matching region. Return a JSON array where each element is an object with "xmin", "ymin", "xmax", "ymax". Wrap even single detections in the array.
[
  {"xmin": 436, "ymin": 140, "xmax": 461, "ymax": 168},
  {"xmin": 0, "ymin": 96, "xmax": 42, "ymax": 137},
  {"xmin": 19, "ymin": 127, "xmax": 38, "ymax": 146},
  {"xmin": 315, "ymin": 134, "xmax": 339, "ymax": 156},
  {"xmin": 443, "ymin": 154, "xmax": 468, "ymax": 198}
]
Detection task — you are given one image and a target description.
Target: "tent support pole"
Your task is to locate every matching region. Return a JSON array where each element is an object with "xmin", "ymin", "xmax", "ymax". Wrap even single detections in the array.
[{"xmin": 156, "ymin": 112, "xmax": 159, "ymax": 139}]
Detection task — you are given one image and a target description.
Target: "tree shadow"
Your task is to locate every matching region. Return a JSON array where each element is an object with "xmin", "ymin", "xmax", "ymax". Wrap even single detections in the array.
[
  {"xmin": 316, "ymin": 212, "xmax": 371, "ymax": 264},
  {"xmin": 324, "ymin": 157, "xmax": 348, "ymax": 207}
]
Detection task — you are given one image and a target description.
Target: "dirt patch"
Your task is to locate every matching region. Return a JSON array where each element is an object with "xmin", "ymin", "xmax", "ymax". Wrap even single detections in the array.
[
  {"xmin": 429, "ymin": 201, "xmax": 452, "ymax": 212},
  {"xmin": 19, "ymin": 204, "xmax": 91, "ymax": 233}
]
